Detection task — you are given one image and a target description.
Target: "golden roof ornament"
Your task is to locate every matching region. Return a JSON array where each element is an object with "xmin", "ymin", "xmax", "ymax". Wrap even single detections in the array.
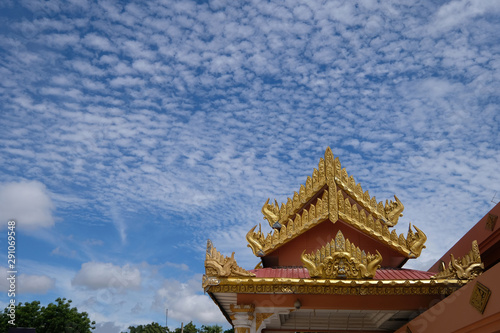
[
  {"xmin": 384, "ymin": 195, "xmax": 404, "ymax": 227},
  {"xmin": 407, "ymin": 224, "xmax": 427, "ymax": 258},
  {"xmin": 246, "ymin": 224, "xmax": 266, "ymax": 257},
  {"xmin": 432, "ymin": 240, "xmax": 484, "ymax": 280},
  {"xmin": 301, "ymin": 230, "xmax": 382, "ymax": 279},
  {"xmin": 262, "ymin": 198, "xmax": 281, "ymax": 230},
  {"xmin": 246, "ymin": 147, "xmax": 428, "ymax": 259},
  {"xmin": 204, "ymin": 239, "xmax": 255, "ymax": 282}
]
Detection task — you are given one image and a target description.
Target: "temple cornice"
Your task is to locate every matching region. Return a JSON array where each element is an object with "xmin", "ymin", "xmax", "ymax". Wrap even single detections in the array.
[{"xmin": 204, "ymin": 276, "xmax": 466, "ymax": 296}]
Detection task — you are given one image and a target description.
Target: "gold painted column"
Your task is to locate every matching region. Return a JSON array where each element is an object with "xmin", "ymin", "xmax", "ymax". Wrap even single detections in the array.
[{"xmin": 230, "ymin": 304, "xmax": 255, "ymax": 333}]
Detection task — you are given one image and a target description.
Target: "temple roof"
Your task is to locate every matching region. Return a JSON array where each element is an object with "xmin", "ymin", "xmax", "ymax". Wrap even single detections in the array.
[
  {"xmin": 201, "ymin": 150, "xmax": 493, "ymax": 332},
  {"xmin": 246, "ymin": 147, "xmax": 427, "ymax": 263}
]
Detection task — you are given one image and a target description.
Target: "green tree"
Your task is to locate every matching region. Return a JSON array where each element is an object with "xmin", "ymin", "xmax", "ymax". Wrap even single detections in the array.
[
  {"xmin": 127, "ymin": 322, "xmax": 169, "ymax": 333},
  {"xmin": 200, "ymin": 324, "xmax": 222, "ymax": 333},
  {"xmin": 0, "ymin": 298, "xmax": 95, "ymax": 333},
  {"xmin": 174, "ymin": 321, "xmax": 198, "ymax": 333},
  {"xmin": 223, "ymin": 328, "xmax": 234, "ymax": 333}
]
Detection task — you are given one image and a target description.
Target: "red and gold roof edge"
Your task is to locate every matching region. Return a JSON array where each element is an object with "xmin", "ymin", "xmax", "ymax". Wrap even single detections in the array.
[
  {"xmin": 247, "ymin": 147, "xmax": 427, "ymax": 259},
  {"xmin": 203, "ymin": 239, "xmax": 483, "ymax": 295},
  {"xmin": 203, "ymin": 276, "xmax": 465, "ymax": 296}
]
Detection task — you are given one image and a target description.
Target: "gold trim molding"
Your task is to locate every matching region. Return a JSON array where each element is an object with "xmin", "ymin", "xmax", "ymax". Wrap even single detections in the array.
[
  {"xmin": 246, "ymin": 147, "xmax": 427, "ymax": 259},
  {"xmin": 432, "ymin": 240, "xmax": 484, "ymax": 280},
  {"xmin": 301, "ymin": 230, "xmax": 382, "ymax": 279},
  {"xmin": 206, "ymin": 277, "xmax": 464, "ymax": 296},
  {"xmin": 203, "ymin": 240, "xmax": 255, "ymax": 289}
]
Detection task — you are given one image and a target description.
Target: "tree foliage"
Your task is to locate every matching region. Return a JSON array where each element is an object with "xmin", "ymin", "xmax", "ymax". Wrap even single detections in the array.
[
  {"xmin": 174, "ymin": 321, "xmax": 198, "ymax": 333},
  {"xmin": 127, "ymin": 322, "xmax": 169, "ymax": 333},
  {"xmin": 0, "ymin": 298, "xmax": 95, "ymax": 333},
  {"xmin": 200, "ymin": 324, "xmax": 222, "ymax": 333},
  {"xmin": 126, "ymin": 322, "xmax": 225, "ymax": 333}
]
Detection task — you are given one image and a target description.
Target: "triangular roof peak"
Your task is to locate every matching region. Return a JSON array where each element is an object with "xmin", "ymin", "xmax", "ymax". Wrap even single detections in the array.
[{"xmin": 246, "ymin": 147, "xmax": 427, "ymax": 260}]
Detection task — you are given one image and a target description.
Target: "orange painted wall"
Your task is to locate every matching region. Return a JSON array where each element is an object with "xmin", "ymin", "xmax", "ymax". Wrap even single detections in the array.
[
  {"xmin": 263, "ymin": 219, "xmax": 407, "ymax": 267},
  {"xmin": 237, "ymin": 293, "xmax": 443, "ymax": 311},
  {"xmin": 395, "ymin": 261, "xmax": 500, "ymax": 333}
]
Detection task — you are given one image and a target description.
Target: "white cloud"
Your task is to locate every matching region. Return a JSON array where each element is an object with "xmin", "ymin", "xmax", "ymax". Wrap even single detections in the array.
[
  {"xmin": 82, "ymin": 33, "xmax": 113, "ymax": 52},
  {"xmin": 0, "ymin": 181, "xmax": 55, "ymax": 230},
  {"xmin": 154, "ymin": 275, "xmax": 226, "ymax": 324},
  {"xmin": 0, "ymin": 267, "xmax": 55, "ymax": 294},
  {"xmin": 72, "ymin": 262, "xmax": 141, "ymax": 290},
  {"xmin": 94, "ymin": 322, "xmax": 123, "ymax": 333},
  {"xmin": 18, "ymin": 274, "xmax": 56, "ymax": 294},
  {"xmin": 431, "ymin": 0, "xmax": 500, "ymax": 32}
]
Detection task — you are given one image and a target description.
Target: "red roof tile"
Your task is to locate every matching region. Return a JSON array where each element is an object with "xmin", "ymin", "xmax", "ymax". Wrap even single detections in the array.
[{"xmin": 249, "ymin": 267, "xmax": 434, "ymax": 280}]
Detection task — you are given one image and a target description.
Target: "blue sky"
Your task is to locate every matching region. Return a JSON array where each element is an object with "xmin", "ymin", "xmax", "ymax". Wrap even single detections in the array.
[{"xmin": 0, "ymin": 0, "xmax": 499, "ymax": 332}]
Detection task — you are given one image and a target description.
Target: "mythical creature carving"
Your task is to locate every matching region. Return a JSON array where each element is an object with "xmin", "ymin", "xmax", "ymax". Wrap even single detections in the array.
[
  {"xmin": 384, "ymin": 195, "xmax": 404, "ymax": 227},
  {"xmin": 432, "ymin": 240, "xmax": 484, "ymax": 280},
  {"xmin": 359, "ymin": 250, "xmax": 383, "ymax": 278},
  {"xmin": 301, "ymin": 230, "xmax": 382, "ymax": 279},
  {"xmin": 262, "ymin": 198, "xmax": 281, "ymax": 229},
  {"xmin": 204, "ymin": 240, "xmax": 255, "ymax": 278},
  {"xmin": 407, "ymin": 224, "xmax": 427, "ymax": 258},
  {"xmin": 246, "ymin": 225, "xmax": 265, "ymax": 257}
]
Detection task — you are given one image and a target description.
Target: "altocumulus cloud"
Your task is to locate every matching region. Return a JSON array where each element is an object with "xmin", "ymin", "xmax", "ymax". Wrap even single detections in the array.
[
  {"xmin": 72, "ymin": 262, "xmax": 141, "ymax": 290},
  {"xmin": 0, "ymin": 181, "xmax": 55, "ymax": 230}
]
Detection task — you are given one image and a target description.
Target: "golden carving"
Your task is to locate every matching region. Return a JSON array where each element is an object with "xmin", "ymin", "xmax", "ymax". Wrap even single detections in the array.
[
  {"xmin": 470, "ymin": 282, "xmax": 491, "ymax": 314},
  {"xmin": 262, "ymin": 198, "xmax": 281, "ymax": 229},
  {"xmin": 204, "ymin": 240, "xmax": 255, "ymax": 283},
  {"xmin": 407, "ymin": 224, "xmax": 427, "ymax": 258},
  {"xmin": 336, "ymin": 188, "xmax": 426, "ymax": 258},
  {"xmin": 248, "ymin": 194, "xmax": 329, "ymax": 256},
  {"xmin": 432, "ymin": 240, "xmax": 484, "ymax": 280},
  {"xmin": 256, "ymin": 313, "xmax": 273, "ymax": 330},
  {"xmin": 301, "ymin": 230, "xmax": 382, "ymax": 279},
  {"xmin": 246, "ymin": 147, "xmax": 424, "ymax": 259},
  {"xmin": 246, "ymin": 225, "xmax": 265, "ymax": 256},
  {"xmin": 384, "ymin": 195, "xmax": 404, "ymax": 226}
]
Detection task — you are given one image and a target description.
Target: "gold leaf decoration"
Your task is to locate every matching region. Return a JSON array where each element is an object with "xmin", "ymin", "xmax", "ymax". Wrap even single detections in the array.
[
  {"xmin": 204, "ymin": 240, "xmax": 255, "ymax": 280},
  {"xmin": 301, "ymin": 231, "xmax": 382, "ymax": 279},
  {"xmin": 432, "ymin": 240, "xmax": 484, "ymax": 280}
]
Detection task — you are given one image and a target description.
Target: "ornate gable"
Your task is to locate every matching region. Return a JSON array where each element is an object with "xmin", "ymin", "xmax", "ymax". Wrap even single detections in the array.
[
  {"xmin": 301, "ymin": 230, "xmax": 382, "ymax": 279},
  {"xmin": 246, "ymin": 147, "xmax": 427, "ymax": 260}
]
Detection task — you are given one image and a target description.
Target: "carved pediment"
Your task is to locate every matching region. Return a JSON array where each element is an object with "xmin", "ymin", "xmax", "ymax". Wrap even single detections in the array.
[{"xmin": 301, "ymin": 230, "xmax": 382, "ymax": 279}]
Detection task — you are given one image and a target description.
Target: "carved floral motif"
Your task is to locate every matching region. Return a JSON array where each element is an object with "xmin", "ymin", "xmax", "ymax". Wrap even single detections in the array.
[{"xmin": 301, "ymin": 230, "xmax": 382, "ymax": 279}]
